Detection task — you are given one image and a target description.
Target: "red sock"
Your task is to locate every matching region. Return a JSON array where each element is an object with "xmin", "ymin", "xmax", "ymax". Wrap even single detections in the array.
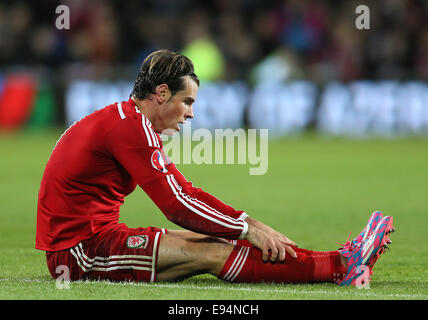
[{"xmin": 218, "ymin": 245, "xmax": 347, "ymax": 283}]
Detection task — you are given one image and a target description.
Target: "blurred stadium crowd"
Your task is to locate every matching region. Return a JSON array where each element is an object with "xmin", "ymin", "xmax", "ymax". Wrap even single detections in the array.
[
  {"xmin": 1, "ymin": 0, "xmax": 427, "ymax": 80},
  {"xmin": 0, "ymin": 0, "xmax": 427, "ymax": 134}
]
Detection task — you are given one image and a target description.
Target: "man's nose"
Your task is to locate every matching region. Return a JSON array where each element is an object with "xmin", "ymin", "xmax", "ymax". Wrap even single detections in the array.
[{"xmin": 185, "ymin": 108, "xmax": 194, "ymax": 119}]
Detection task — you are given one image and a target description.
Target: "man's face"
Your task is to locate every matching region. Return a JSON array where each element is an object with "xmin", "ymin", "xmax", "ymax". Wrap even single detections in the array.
[{"xmin": 158, "ymin": 76, "xmax": 198, "ymax": 135}]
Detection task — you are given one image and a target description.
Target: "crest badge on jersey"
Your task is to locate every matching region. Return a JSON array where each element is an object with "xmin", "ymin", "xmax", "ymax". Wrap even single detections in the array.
[
  {"xmin": 151, "ymin": 149, "xmax": 168, "ymax": 173},
  {"xmin": 126, "ymin": 235, "xmax": 148, "ymax": 249}
]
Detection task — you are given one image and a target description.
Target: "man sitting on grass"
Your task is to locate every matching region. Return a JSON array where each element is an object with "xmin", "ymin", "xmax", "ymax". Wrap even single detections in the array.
[{"xmin": 36, "ymin": 50, "xmax": 394, "ymax": 287}]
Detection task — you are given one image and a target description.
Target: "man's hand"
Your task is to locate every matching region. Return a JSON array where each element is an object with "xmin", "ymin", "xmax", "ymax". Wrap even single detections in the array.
[
  {"xmin": 245, "ymin": 216, "xmax": 297, "ymax": 247},
  {"xmin": 245, "ymin": 223, "xmax": 297, "ymax": 263}
]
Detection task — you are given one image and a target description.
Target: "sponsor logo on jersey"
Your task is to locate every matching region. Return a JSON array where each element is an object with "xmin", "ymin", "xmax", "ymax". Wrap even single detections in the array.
[
  {"xmin": 151, "ymin": 149, "xmax": 168, "ymax": 173},
  {"xmin": 126, "ymin": 235, "xmax": 148, "ymax": 249}
]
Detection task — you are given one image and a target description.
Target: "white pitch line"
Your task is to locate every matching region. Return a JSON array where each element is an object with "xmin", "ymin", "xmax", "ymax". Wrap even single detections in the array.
[
  {"xmin": 105, "ymin": 281, "xmax": 427, "ymax": 299},
  {"xmin": 0, "ymin": 278, "xmax": 426, "ymax": 299}
]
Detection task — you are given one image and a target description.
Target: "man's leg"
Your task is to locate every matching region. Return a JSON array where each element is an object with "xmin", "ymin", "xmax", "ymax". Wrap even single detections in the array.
[
  {"xmin": 156, "ymin": 230, "xmax": 347, "ymax": 283},
  {"xmin": 156, "ymin": 230, "xmax": 234, "ymax": 281},
  {"xmin": 217, "ymin": 243, "xmax": 347, "ymax": 283}
]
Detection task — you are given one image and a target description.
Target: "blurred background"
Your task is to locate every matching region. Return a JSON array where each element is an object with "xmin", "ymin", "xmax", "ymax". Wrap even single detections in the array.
[
  {"xmin": 0, "ymin": 0, "xmax": 426, "ymax": 136},
  {"xmin": 1, "ymin": 1, "xmax": 428, "ymax": 297}
]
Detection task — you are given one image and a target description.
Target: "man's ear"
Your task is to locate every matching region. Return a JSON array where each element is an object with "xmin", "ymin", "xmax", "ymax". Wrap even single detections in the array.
[{"xmin": 155, "ymin": 84, "xmax": 171, "ymax": 104}]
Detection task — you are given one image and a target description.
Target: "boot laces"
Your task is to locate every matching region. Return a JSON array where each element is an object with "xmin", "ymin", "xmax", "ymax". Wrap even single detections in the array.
[{"xmin": 337, "ymin": 231, "xmax": 359, "ymax": 252}]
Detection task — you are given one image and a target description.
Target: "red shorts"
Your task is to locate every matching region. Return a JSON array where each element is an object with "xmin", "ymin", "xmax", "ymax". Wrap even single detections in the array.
[{"xmin": 46, "ymin": 224, "xmax": 167, "ymax": 282}]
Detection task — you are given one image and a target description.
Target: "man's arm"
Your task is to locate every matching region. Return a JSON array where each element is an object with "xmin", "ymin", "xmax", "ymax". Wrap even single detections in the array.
[
  {"xmin": 140, "ymin": 171, "xmax": 248, "ymax": 240},
  {"xmin": 166, "ymin": 162, "xmax": 248, "ymax": 221},
  {"xmin": 105, "ymin": 120, "xmax": 248, "ymax": 240}
]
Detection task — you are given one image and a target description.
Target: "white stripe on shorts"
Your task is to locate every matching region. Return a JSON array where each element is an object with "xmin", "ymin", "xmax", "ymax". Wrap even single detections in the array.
[{"xmin": 70, "ymin": 242, "xmax": 153, "ymax": 273}]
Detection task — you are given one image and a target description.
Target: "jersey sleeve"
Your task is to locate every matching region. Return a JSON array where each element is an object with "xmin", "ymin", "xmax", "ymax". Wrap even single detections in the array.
[
  {"xmin": 166, "ymin": 162, "xmax": 248, "ymax": 222},
  {"xmin": 105, "ymin": 116, "xmax": 248, "ymax": 240}
]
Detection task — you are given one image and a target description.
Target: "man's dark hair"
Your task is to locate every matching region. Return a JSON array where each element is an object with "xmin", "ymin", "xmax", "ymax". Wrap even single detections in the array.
[{"xmin": 131, "ymin": 49, "xmax": 200, "ymax": 100}]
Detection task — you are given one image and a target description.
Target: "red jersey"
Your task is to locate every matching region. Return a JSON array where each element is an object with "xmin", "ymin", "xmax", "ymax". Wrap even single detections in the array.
[{"xmin": 36, "ymin": 98, "xmax": 248, "ymax": 251}]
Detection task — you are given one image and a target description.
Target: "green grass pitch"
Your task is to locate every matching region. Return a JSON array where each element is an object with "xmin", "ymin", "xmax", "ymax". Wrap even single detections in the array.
[{"xmin": 0, "ymin": 129, "xmax": 427, "ymax": 300}]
